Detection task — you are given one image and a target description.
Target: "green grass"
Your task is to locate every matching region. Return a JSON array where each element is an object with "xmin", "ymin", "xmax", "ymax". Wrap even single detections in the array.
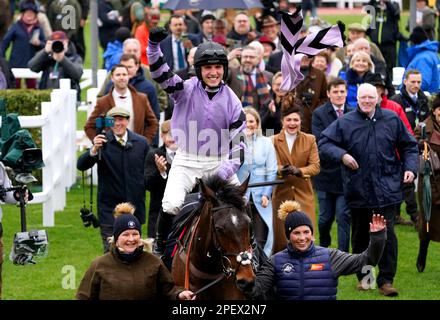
[
  {"xmin": 1, "ymin": 185, "xmax": 151, "ymax": 300},
  {"xmin": 3, "ymin": 183, "xmax": 440, "ymax": 299}
]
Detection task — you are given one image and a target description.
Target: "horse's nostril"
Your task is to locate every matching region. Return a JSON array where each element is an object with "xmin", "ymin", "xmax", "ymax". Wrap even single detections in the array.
[{"xmin": 236, "ymin": 279, "xmax": 255, "ymax": 292}]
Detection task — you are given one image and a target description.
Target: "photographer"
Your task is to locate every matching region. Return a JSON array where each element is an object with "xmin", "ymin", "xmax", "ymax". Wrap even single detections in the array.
[
  {"xmin": 77, "ymin": 107, "xmax": 149, "ymax": 253},
  {"xmin": 28, "ymin": 31, "xmax": 83, "ymax": 101}
]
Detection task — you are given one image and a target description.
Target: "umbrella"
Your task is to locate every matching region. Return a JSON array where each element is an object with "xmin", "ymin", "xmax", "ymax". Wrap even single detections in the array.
[
  {"xmin": 422, "ymin": 141, "xmax": 432, "ymax": 233},
  {"xmin": 420, "ymin": 123, "xmax": 432, "ymax": 233},
  {"xmin": 162, "ymin": 0, "xmax": 263, "ymax": 10}
]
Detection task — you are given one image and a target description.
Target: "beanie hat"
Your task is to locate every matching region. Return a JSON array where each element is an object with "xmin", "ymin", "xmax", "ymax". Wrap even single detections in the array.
[
  {"xmin": 409, "ymin": 26, "xmax": 428, "ymax": 45},
  {"xmin": 201, "ymin": 13, "xmax": 216, "ymax": 24},
  {"xmin": 113, "ymin": 203, "xmax": 141, "ymax": 241},
  {"xmin": 278, "ymin": 201, "xmax": 313, "ymax": 238},
  {"xmin": 115, "ymin": 27, "xmax": 132, "ymax": 43},
  {"xmin": 19, "ymin": 0, "xmax": 39, "ymax": 13}
]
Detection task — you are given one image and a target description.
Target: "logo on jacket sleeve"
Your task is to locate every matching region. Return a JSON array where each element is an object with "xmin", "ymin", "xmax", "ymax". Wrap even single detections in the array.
[{"xmin": 281, "ymin": 263, "xmax": 294, "ymax": 273}]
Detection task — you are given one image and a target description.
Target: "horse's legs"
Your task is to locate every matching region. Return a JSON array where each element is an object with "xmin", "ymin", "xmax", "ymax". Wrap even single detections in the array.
[{"xmin": 416, "ymin": 238, "xmax": 430, "ymax": 273}]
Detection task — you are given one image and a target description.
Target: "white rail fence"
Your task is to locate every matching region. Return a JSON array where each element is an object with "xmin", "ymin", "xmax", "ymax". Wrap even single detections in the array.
[{"xmin": 0, "ymin": 79, "xmax": 77, "ymax": 226}]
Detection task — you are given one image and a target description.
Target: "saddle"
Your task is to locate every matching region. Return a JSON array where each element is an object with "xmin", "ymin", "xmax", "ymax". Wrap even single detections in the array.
[{"xmin": 162, "ymin": 192, "xmax": 201, "ymax": 269}]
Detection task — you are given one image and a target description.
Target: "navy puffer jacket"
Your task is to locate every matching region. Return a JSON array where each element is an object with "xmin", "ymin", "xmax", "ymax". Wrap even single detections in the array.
[
  {"xmin": 318, "ymin": 106, "xmax": 418, "ymax": 208},
  {"xmin": 273, "ymin": 243, "xmax": 338, "ymax": 300}
]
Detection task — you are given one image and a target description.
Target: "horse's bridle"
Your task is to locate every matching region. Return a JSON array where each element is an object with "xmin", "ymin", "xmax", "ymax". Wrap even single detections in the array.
[{"xmin": 209, "ymin": 203, "xmax": 253, "ymax": 277}]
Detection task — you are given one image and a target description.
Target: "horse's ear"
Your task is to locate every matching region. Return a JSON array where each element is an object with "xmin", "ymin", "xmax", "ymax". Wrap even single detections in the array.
[
  {"xmin": 199, "ymin": 177, "xmax": 217, "ymax": 203},
  {"xmin": 238, "ymin": 174, "xmax": 250, "ymax": 196}
]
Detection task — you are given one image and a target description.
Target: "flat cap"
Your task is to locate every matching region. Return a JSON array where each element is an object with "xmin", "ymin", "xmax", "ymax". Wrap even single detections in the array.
[{"xmin": 107, "ymin": 107, "xmax": 130, "ymax": 118}]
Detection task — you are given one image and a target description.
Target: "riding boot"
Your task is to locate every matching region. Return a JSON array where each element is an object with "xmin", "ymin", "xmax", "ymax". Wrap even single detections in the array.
[
  {"xmin": 153, "ymin": 209, "xmax": 174, "ymax": 256},
  {"xmin": 416, "ymin": 238, "xmax": 430, "ymax": 273}
]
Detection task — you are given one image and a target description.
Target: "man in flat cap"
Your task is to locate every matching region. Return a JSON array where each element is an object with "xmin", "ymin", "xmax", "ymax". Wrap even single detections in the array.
[
  {"xmin": 77, "ymin": 107, "xmax": 150, "ymax": 253},
  {"xmin": 335, "ymin": 23, "xmax": 385, "ymax": 67}
]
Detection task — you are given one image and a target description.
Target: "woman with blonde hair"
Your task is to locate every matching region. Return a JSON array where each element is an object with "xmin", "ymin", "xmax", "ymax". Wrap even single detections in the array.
[
  {"xmin": 76, "ymin": 202, "xmax": 194, "ymax": 300},
  {"xmin": 237, "ymin": 107, "xmax": 278, "ymax": 256},
  {"xmin": 339, "ymin": 51, "xmax": 374, "ymax": 107}
]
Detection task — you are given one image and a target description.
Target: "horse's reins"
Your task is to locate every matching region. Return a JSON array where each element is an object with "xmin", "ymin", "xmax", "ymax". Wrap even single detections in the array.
[
  {"xmin": 183, "ymin": 202, "xmax": 253, "ymax": 296},
  {"xmin": 184, "ymin": 215, "xmax": 201, "ymax": 290}
]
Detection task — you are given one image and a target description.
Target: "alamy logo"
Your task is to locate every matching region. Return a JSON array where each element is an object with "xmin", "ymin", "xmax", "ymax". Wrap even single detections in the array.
[
  {"xmin": 60, "ymin": 5, "xmax": 77, "ymax": 30},
  {"xmin": 61, "ymin": 265, "xmax": 76, "ymax": 290},
  {"xmin": 362, "ymin": 5, "xmax": 376, "ymax": 30},
  {"xmin": 360, "ymin": 265, "xmax": 376, "ymax": 290}
]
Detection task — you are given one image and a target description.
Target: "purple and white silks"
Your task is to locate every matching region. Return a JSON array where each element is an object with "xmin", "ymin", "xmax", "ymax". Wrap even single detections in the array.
[{"xmin": 280, "ymin": 8, "xmax": 345, "ymax": 92}]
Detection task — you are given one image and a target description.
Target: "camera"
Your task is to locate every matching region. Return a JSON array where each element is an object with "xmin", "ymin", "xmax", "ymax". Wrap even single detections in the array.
[
  {"xmin": 300, "ymin": 91, "xmax": 314, "ymax": 107},
  {"xmin": 95, "ymin": 115, "xmax": 115, "ymax": 134},
  {"xmin": 0, "ymin": 114, "xmax": 47, "ymax": 265},
  {"xmin": 10, "ymin": 230, "xmax": 48, "ymax": 265},
  {"xmin": 80, "ymin": 207, "xmax": 100, "ymax": 228},
  {"xmin": 51, "ymin": 40, "xmax": 64, "ymax": 53},
  {"xmin": 95, "ymin": 115, "xmax": 115, "ymax": 160}
]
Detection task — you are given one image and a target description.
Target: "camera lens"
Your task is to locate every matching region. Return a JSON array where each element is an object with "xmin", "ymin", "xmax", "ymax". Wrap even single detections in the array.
[{"xmin": 52, "ymin": 40, "xmax": 64, "ymax": 53}]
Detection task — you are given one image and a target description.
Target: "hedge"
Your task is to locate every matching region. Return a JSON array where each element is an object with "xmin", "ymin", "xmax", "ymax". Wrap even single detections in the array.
[
  {"xmin": 0, "ymin": 89, "xmax": 52, "ymax": 186},
  {"xmin": 0, "ymin": 89, "xmax": 51, "ymax": 116}
]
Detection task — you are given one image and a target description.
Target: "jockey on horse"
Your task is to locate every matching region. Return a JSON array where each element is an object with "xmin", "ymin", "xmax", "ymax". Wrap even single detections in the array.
[{"xmin": 147, "ymin": 27, "xmax": 247, "ymax": 258}]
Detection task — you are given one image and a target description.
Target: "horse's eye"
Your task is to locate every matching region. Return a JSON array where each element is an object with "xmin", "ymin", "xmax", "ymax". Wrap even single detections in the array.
[{"xmin": 215, "ymin": 226, "xmax": 224, "ymax": 232}]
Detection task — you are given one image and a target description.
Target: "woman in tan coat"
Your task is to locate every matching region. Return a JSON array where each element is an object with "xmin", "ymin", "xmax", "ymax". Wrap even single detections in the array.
[{"xmin": 271, "ymin": 99, "xmax": 320, "ymax": 253}]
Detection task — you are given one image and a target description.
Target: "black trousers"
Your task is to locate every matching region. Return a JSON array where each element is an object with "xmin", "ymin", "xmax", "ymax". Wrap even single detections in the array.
[
  {"xmin": 351, "ymin": 204, "xmax": 398, "ymax": 287},
  {"xmin": 249, "ymin": 196, "xmax": 268, "ymax": 251},
  {"xmin": 379, "ymin": 42, "xmax": 397, "ymax": 75},
  {"xmin": 148, "ymin": 193, "xmax": 162, "ymax": 238},
  {"xmin": 100, "ymin": 224, "xmax": 113, "ymax": 254}
]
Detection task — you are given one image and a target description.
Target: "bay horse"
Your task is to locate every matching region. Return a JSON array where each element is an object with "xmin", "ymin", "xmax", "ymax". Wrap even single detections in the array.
[{"xmin": 171, "ymin": 175, "xmax": 255, "ymax": 300}]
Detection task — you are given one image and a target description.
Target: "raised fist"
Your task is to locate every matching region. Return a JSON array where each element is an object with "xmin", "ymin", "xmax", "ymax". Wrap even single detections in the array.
[{"xmin": 149, "ymin": 27, "xmax": 169, "ymax": 43}]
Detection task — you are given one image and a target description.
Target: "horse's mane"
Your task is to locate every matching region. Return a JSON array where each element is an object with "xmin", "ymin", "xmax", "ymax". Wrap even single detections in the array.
[{"xmin": 201, "ymin": 175, "xmax": 246, "ymax": 210}]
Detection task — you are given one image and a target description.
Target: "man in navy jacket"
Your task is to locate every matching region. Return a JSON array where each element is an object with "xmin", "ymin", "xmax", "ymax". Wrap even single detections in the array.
[
  {"xmin": 77, "ymin": 107, "xmax": 149, "ymax": 253},
  {"xmin": 312, "ymin": 78, "xmax": 352, "ymax": 253},
  {"xmin": 318, "ymin": 83, "xmax": 418, "ymax": 297}
]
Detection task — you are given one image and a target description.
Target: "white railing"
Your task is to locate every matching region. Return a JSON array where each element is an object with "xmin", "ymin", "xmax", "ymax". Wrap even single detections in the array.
[
  {"xmin": 11, "ymin": 68, "xmax": 108, "ymax": 90},
  {"xmin": 0, "ymin": 79, "xmax": 77, "ymax": 226},
  {"xmin": 289, "ymin": 0, "xmax": 402, "ymax": 10}
]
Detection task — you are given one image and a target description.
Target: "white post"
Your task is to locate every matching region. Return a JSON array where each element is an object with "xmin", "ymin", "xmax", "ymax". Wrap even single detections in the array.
[{"xmin": 41, "ymin": 101, "xmax": 55, "ymax": 227}]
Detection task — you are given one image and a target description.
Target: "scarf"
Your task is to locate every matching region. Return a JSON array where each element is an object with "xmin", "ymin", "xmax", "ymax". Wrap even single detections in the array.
[
  {"xmin": 20, "ymin": 17, "xmax": 39, "ymax": 35},
  {"xmin": 241, "ymin": 68, "xmax": 271, "ymax": 110}
]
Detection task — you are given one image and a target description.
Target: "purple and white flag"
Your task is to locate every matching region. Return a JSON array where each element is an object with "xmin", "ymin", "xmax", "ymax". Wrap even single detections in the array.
[{"xmin": 280, "ymin": 8, "xmax": 345, "ymax": 92}]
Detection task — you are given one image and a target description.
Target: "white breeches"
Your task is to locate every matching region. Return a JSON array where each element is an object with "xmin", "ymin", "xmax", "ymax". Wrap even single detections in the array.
[{"xmin": 162, "ymin": 150, "xmax": 239, "ymax": 215}]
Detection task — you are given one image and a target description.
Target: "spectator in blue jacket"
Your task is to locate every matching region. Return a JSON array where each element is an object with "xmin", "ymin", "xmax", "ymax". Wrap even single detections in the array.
[
  {"xmin": 103, "ymin": 26, "xmax": 131, "ymax": 72},
  {"xmin": 238, "ymin": 200, "xmax": 386, "ymax": 300},
  {"xmin": 405, "ymin": 26, "xmax": 440, "ymax": 94},
  {"xmin": 318, "ymin": 83, "xmax": 418, "ymax": 297},
  {"xmin": 0, "ymin": 0, "xmax": 45, "ymax": 88}
]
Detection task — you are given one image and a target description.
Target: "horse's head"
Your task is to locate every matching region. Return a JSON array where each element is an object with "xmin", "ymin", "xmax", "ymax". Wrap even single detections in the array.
[{"xmin": 198, "ymin": 175, "xmax": 255, "ymax": 289}]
